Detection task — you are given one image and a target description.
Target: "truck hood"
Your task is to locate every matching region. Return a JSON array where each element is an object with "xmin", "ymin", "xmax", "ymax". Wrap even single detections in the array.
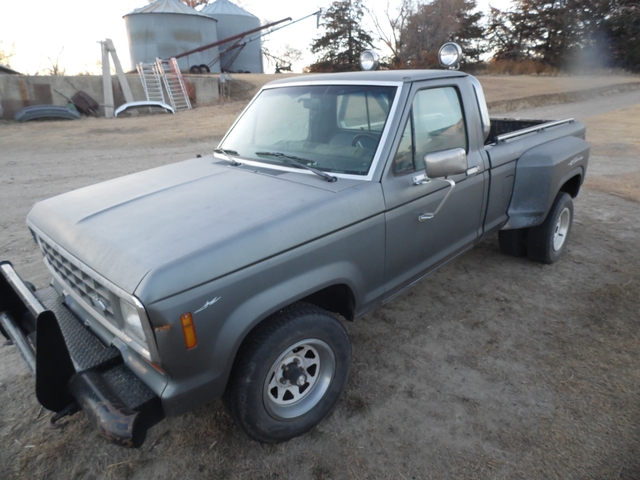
[{"xmin": 27, "ymin": 156, "xmax": 384, "ymax": 302}]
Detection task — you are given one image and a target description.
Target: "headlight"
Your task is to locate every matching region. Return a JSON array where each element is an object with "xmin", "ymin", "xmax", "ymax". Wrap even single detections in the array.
[
  {"xmin": 359, "ymin": 50, "xmax": 380, "ymax": 71},
  {"xmin": 438, "ymin": 42, "xmax": 462, "ymax": 69},
  {"xmin": 120, "ymin": 298, "xmax": 146, "ymax": 343}
]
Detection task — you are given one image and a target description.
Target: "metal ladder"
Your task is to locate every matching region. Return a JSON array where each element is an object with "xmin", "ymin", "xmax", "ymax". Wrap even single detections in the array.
[
  {"xmin": 136, "ymin": 62, "xmax": 166, "ymax": 104},
  {"xmin": 155, "ymin": 58, "xmax": 192, "ymax": 111}
]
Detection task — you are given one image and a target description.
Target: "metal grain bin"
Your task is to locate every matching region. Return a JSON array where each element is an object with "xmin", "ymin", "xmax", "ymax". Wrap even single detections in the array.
[
  {"xmin": 201, "ymin": 0, "xmax": 263, "ymax": 73},
  {"xmin": 124, "ymin": 0, "xmax": 221, "ymax": 73}
]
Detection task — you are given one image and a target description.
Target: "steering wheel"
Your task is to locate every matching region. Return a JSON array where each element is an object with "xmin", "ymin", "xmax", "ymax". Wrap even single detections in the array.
[{"xmin": 351, "ymin": 133, "xmax": 378, "ymax": 149}]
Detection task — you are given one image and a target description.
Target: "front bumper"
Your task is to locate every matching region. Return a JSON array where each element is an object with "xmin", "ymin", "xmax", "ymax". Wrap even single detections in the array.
[{"xmin": 0, "ymin": 261, "xmax": 164, "ymax": 447}]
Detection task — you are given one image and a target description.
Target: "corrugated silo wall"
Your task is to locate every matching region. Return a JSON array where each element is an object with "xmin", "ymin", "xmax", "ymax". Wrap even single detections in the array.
[
  {"xmin": 125, "ymin": 13, "xmax": 221, "ymax": 73},
  {"xmin": 210, "ymin": 14, "xmax": 263, "ymax": 73}
]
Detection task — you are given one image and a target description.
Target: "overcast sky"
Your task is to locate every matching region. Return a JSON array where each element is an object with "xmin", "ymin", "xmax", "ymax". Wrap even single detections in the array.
[{"xmin": 1, "ymin": 0, "xmax": 513, "ymax": 75}]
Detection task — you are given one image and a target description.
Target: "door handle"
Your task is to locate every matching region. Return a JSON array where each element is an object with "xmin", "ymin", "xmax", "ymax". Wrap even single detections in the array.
[
  {"xmin": 418, "ymin": 178, "xmax": 456, "ymax": 221},
  {"xmin": 466, "ymin": 166, "xmax": 480, "ymax": 176}
]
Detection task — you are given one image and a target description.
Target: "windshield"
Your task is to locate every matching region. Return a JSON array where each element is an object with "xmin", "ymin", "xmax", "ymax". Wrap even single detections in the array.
[{"xmin": 220, "ymin": 84, "xmax": 397, "ymax": 176}]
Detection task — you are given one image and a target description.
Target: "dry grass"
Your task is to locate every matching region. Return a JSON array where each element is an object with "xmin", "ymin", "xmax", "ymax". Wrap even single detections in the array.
[
  {"xmin": 504, "ymin": 271, "xmax": 640, "ymax": 479},
  {"xmin": 485, "ymin": 59, "xmax": 559, "ymax": 76},
  {"xmin": 225, "ymin": 73, "xmax": 640, "ymax": 104},
  {"xmin": 582, "ymin": 104, "xmax": 640, "ymax": 155},
  {"xmin": 581, "ymin": 103, "xmax": 640, "ymax": 202},
  {"xmin": 0, "ymin": 101, "xmax": 247, "ymax": 151},
  {"xmin": 584, "ymin": 173, "xmax": 640, "ymax": 203},
  {"xmin": 479, "ymin": 75, "xmax": 640, "ymax": 104}
]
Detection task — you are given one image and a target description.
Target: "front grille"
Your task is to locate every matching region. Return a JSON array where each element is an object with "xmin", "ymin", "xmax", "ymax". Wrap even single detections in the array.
[{"xmin": 38, "ymin": 237, "xmax": 117, "ymax": 323}]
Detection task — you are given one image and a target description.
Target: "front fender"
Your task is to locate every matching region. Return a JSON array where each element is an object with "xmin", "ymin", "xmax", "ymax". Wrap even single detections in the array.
[
  {"xmin": 211, "ymin": 260, "xmax": 366, "ymax": 374},
  {"xmin": 504, "ymin": 136, "xmax": 589, "ymax": 230},
  {"xmin": 145, "ymin": 214, "xmax": 385, "ymax": 415}
]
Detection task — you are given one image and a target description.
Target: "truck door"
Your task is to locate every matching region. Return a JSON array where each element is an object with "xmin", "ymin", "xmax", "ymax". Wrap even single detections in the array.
[{"xmin": 381, "ymin": 81, "xmax": 486, "ymax": 298}]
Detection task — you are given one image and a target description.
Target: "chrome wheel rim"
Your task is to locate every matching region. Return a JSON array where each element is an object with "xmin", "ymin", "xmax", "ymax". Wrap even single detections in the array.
[
  {"xmin": 553, "ymin": 207, "xmax": 571, "ymax": 251},
  {"xmin": 263, "ymin": 339, "xmax": 335, "ymax": 420}
]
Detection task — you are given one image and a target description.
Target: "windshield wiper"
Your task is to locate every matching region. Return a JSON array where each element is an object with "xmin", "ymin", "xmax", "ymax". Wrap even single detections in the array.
[
  {"xmin": 255, "ymin": 151, "xmax": 337, "ymax": 183},
  {"xmin": 213, "ymin": 148, "xmax": 241, "ymax": 166}
]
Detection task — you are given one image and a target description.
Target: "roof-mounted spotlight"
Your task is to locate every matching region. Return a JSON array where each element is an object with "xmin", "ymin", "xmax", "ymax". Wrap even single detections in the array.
[
  {"xmin": 359, "ymin": 50, "xmax": 380, "ymax": 71},
  {"xmin": 438, "ymin": 42, "xmax": 463, "ymax": 70}
]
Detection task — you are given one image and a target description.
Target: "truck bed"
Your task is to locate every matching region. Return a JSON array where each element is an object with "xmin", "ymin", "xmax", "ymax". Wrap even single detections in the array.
[{"xmin": 486, "ymin": 118, "xmax": 547, "ymax": 145}]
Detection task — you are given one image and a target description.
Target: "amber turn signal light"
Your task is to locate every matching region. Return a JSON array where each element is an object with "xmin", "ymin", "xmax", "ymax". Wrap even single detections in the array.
[{"xmin": 180, "ymin": 313, "xmax": 198, "ymax": 350}]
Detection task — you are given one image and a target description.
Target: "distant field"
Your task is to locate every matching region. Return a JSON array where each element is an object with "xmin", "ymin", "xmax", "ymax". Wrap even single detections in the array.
[{"xmin": 229, "ymin": 72, "xmax": 640, "ymax": 106}]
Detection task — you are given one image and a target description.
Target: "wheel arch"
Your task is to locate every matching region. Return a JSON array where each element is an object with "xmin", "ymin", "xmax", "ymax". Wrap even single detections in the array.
[
  {"xmin": 559, "ymin": 172, "xmax": 582, "ymax": 198},
  {"xmin": 298, "ymin": 283, "xmax": 356, "ymax": 321},
  {"xmin": 213, "ymin": 271, "xmax": 361, "ymax": 396},
  {"xmin": 218, "ymin": 285, "xmax": 355, "ymax": 409},
  {"xmin": 504, "ymin": 136, "xmax": 589, "ymax": 230},
  {"xmin": 224, "ymin": 281, "xmax": 356, "ymax": 364}
]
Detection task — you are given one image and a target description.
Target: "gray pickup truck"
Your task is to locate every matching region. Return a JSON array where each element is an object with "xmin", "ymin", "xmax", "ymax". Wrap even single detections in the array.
[{"xmin": 0, "ymin": 56, "xmax": 589, "ymax": 448}]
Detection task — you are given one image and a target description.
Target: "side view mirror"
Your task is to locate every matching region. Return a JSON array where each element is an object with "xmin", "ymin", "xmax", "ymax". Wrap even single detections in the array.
[{"xmin": 424, "ymin": 148, "xmax": 467, "ymax": 178}]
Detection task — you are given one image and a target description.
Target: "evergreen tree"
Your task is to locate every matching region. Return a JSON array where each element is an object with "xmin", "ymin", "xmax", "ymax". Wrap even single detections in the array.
[
  {"xmin": 607, "ymin": 1, "xmax": 640, "ymax": 71},
  {"xmin": 457, "ymin": 1, "xmax": 484, "ymax": 63},
  {"xmin": 309, "ymin": 0, "xmax": 375, "ymax": 72},
  {"xmin": 486, "ymin": 4, "xmax": 538, "ymax": 62},
  {"xmin": 486, "ymin": 0, "xmax": 612, "ymax": 69}
]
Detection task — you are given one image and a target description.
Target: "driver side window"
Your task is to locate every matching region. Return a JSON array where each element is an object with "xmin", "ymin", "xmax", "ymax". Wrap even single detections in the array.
[{"xmin": 393, "ymin": 86, "xmax": 467, "ymax": 174}]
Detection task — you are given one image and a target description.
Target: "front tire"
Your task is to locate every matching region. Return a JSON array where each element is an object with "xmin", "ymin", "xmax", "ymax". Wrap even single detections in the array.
[
  {"xmin": 527, "ymin": 192, "xmax": 573, "ymax": 264},
  {"xmin": 223, "ymin": 303, "xmax": 351, "ymax": 443}
]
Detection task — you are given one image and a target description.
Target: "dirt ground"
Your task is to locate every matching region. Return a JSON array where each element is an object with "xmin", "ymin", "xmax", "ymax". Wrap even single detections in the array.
[{"xmin": 1, "ymin": 75, "xmax": 640, "ymax": 479}]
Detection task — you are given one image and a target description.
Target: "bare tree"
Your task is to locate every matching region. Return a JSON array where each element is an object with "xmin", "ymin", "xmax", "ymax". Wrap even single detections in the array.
[
  {"xmin": 0, "ymin": 41, "xmax": 16, "ymax": 67},
  {"xmin": 279, "ymin": 45, "xmax": 303, "ymax": 65},
  {"xmin": 44, "ymin": 47, "xmax": 66, "ymax": 76},
  {"xmin": 178, "ymin": 0, "xmax": 209, "ymax": 7},
  {"xmin": 177, "ymin": 0, "xmax": 248, "ymax": 8},
  {"xmin": 365, "ymin": 0, "xmax": 414, "ymax": 67},
  {"xmin": 399, "ymin": 0, "xmax": 484, "ymax": 68},
  {"xmin": 263, "ymin": 45, "xmax": 303, "ymax": 72}
]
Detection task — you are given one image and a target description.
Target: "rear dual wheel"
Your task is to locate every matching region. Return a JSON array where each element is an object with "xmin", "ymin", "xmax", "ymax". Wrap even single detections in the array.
[
  {"xmin": 498, "ymin": 228, "xmax": 528, "ymax": 257},
  {"xmin": 527, "ymin": 192, "xmax": 573, "ymax": 264},
  {"xmin": 224, "ymin": 303, "xmax": 351, "ymax": 443},
  {"xmin": 499, "ymin": 192, "xmax": 574, "ymax": 264}
]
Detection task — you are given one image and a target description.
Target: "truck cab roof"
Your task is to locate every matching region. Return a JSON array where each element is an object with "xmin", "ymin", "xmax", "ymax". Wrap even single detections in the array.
[{"xmin": 264, "ymin": 69, "xmax": 469, "ymax": 87}]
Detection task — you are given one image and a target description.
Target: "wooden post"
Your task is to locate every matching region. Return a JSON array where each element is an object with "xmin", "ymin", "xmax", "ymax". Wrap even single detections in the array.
[
  {"xmin": 101, "ymin": 41, "xmax": 114, "ymax": 118},
  {"xmin": 106, "ymin": 38, "xmax": 134, "ymax": 104}
]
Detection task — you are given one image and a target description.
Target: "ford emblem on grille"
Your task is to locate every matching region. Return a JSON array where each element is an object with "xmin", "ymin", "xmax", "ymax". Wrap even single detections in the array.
[{"xmin": 90, "ymin": 295, "xmax": 108, "ymax": 312}]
